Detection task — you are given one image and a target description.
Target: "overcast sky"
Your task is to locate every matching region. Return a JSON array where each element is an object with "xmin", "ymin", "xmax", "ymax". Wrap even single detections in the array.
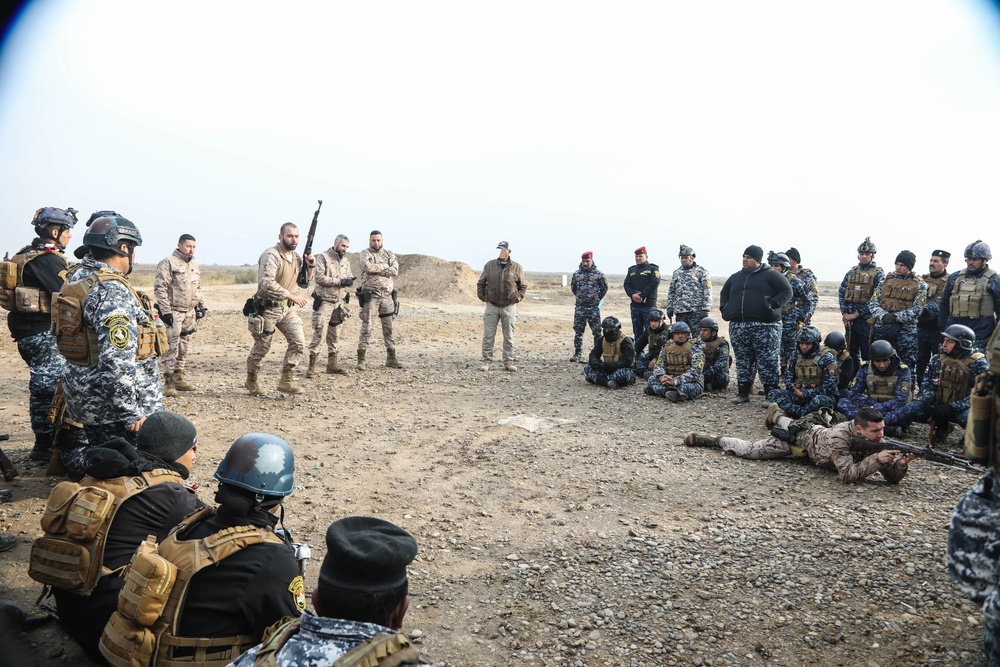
[{"xmin": 1, "ymin": 1, "xmax": 999, "ymax": 281}]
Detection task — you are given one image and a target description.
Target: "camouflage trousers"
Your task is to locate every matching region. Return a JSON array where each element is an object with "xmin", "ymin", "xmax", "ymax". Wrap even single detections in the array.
[
  {"xmin": 915, "ymin": 327, "xmax": 942, "ymax": 388},
  {"xmin": 765, "ymin": 389, "xmax": 835, "ymax": 419},
  {"xmin": 720, "ymin": 415, "xmax": 795, "ymax": 459},
  {"xmin": 900, "ymin": 397, "xmax": 970, "ymax": 429},
  {"xmin": 60, "ymin": 422, "xmax": 135, "ymax": 475},
  {"xmin": 647, "ymin": 374, "xmax": 703, "ymax": 399},
  {"xmin": 635, "ymin": 352, "xmax": 656, "ymax": 378},
  {"xmin": 836, "ymin": 397, "xmax": 908, "ymax": 426},
  {"xmin": 871, "ymin": 323, "xmax": 917, "ymax": 371},
  {"xmin": 630, "ymin": 306, "xmax": 652, "ymax": 340},
  {"xmin": 703, "ymin": 365, "xmax": 731, "ymax": 392},
  {"xmin": 16, "ymin": 331, "xmax": 65, "ymax": 437},
  {"xmin": 161, "ymin": 309, "xmax": 196, "ymax": 373},
  {"xmin": 729, "ymin": 321, "xmax": 782, "ymax": 388},
  {"xmin": 359, "ymin": 294, "xmax": 395, "ymax": 351},
  {"xmin": 308, "ymin": 300, "xmax": 346, "ymax": 356},
  {"xmin": 247, "ymin": 304, "xmax": 305, "ymax": 373},
  {"xmin": 583, "ymin": 365, "xmax": 636, "ymax": 388},
  {"xmin": 573, "ymin": 305, "xmax": 601, "ymax": 354},
  {"xmin": 779, "ymin": 324, "xmax": 801, "ymax": 373},
  {"xmin": 675, "ymin": 312, "xmax": 704, "ymax": 336}
]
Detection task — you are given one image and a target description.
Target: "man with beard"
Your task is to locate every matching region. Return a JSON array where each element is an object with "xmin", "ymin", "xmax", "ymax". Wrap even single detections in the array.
[
  {"xmin": 867, "ymin": 249, "xmax": 927, "ymax": 372},
  {"xmin": 583, "ymin": 316, "xmax": 636, "ymax": 389},
  {"xmin": 306, "ymin": 234, "xmax": 354, "ymax": 377},
  {"xmin": 357, "ymin": 230, "xmax": 402, "ymax": 370},
  {"xmin": 569, "ymin": 251, "xmax": 608, "ymax": 363},
  {"xmin": 916, "ymin": 249, "xmax": 951, "ymax": 388},
  {"xmin": 939, "ymin": 240, "xmax": 1000, "ymax": 352}
]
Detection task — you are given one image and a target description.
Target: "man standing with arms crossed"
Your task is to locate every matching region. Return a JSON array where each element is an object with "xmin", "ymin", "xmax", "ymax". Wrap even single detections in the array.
[
  {"xmin": 306, "ymin": 234, "xmax": 354, "ymax": 377},
  {"xmin": 154, "ymin": 234, "xmax": 206, "ymax": 397},
  {"xmin": 357, "ymin": 230, "xmax": 401, "ymax": 370}
]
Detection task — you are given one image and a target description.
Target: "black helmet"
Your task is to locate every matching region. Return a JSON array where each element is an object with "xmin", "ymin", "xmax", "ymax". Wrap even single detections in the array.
[
  {"xmin": 601, "ymin": 316, "xmax": 621, "ymax": 331},
  {"xmin": 942, "ymin": 324, "xmax": 976, "ymax": 351},
  {"xmin": 648, "ymin": 309, "xmax": 665, "ymax": 322},
  {"xmin": 32, "ymin": 207, "xmax": 77, "ymax": 233},
  {"xmin": 679, "ymin": 244, "xmax": 695, "ymax": 258},
  {"xmin": 869, "ymin": 339, "xmax": 896, "ymax": 361},
  {"xmin": 797, "ymin": 326, "xmax": 822, "ymax": 345},
  {"xmin": 670, "ymin": 321, "xmax": 691, "ymax": 335},
  {"xmin": 857, "ymin": 237, "xmax": 877, "ymax": 254},
  {"xmin": 965, "ymin": 240, "xmax": 992, "ymax": 261},
  {"xmin": 768, "ymin": 252, "xmax": 790, "ymax": 270},
  {"xmin": 824, "ymin": 331, "xmax": 846, "ymax": 351},
  {"xmin": 215, "ymin": 433, "xmax": 295, "ymax": 497},
  {"xmin": 698, "ymin": 316, "xmax": 719, "ymax": 331},
  {"xmin": 82, "ymin": 214, "xmax": 142, "ymax": 255}
]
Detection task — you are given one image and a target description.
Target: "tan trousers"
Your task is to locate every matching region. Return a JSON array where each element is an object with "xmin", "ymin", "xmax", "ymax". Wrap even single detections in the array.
[
  {"xmin": 309, "ymin": 301, "xmax": 343, "ymax": 356},
  {"xmin": 358, "ymin": 295, "xmax": 395, "ymax": 351},
  {"xmin": 720, "ymin": 416, "xmax": 794, "ymax": 459},
  {"xmin": 247, "ymin": 304, "xmax": 305, "ymax": 373},
  {"xmin": 162, "ymin": 309, "xmax": 196, "ymax": 373}
]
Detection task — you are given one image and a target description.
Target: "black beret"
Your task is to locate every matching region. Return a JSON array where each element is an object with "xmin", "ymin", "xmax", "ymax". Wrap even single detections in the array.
[
  {"xmin": 136, "ymin": 411, "xmax": 197, "ymax": 462},
  {"xmin": 932, "ymin": 249, "xmax": 951, "ymax": 261},
  {"xmin": 319, "ymin": 516, "xmax": 418, "ymax": 592}
]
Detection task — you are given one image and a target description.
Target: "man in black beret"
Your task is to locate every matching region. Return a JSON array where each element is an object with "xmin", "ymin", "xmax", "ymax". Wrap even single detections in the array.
[
  {"xmin": 867, "ymin": 250, "xmax": 928, "ymax": 372},
  {"xmin": 916, "ymin": 249, "xmax": 951, "ymax": 388},
  {"xmin": 230, "ymin": 516, "xmax": 432, "ymax": 666}
]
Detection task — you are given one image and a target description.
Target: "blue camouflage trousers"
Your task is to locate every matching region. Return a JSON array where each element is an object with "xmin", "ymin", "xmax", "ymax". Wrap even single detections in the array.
[
  {"xmin": 900, "ymin": 397, "xmax": 970, "ymax": 429},
  {"xmin": 60, "ymin": 422, "xmax": 135, "ymax": 475},
  {"xmin": 573, "ymin": 305, "xmax": 601, "ymax": 354},
  {"xmin": 871, "ymin": 323, "xmax": 917, "ymax": 372},
  {"xmin": 730, "ymin": 321, "xmax": 782, "ymax": 389},
  {"xmin": 584, "ymin": 365, "xmax": 636, "ymax": 388},
  {"xmin": 836, "ymin": 398, "xmax": 908, "ymax": 426},
  {"xmin": 766, "ymin": 389, "xmax": 835, "ymax": 418},
  {"xmin": 675, "ymin": 312, "xmax": 704, "ymax": 336},
  {"xmin": 630, "ymin": 306, "xmax": 652, "ymax": 340},
  {"xmin": 703, "ymin": 365, "xmax": 731, "ymax": 392},
  {"xmin": 647, "ymin": 375, "xmax": 703, "ymax": 399},
  {"xmin": 17, "ymin": 331, "xmax": 65, "ymax": 437},
  {"xmin": 779, "ymin": 325, "xmax": 799, "ymax": 375},
  {"xmin": 915, "ymin": 327, "xmax": 941, "ymax": 388}
]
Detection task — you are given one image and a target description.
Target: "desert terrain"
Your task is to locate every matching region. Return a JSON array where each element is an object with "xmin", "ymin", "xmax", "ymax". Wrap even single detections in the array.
[{"xmin": 0, "ymin": 256, "xmax": 989, "ymax": 666}]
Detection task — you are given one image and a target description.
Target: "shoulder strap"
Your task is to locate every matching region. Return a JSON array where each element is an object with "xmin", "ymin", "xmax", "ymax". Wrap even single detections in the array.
[
  {"xmin": 251, "ymin": 617, "xmax": 302, "ymax": 667},
  {"xmin": 334, "ymin": 632, "xmax": 422, "ymax": 667}
]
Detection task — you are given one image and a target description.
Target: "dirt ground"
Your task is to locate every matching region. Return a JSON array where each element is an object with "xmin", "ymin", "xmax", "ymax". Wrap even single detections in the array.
[{"xmin": 0, "ymin": 263, "xmax": 989, "ymax": 666}]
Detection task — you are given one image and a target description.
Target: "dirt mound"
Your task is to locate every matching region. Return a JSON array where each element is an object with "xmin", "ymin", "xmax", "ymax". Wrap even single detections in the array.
[{"xmin": 347, "ymin": 252, "xmax": 480, "ymax": 304}]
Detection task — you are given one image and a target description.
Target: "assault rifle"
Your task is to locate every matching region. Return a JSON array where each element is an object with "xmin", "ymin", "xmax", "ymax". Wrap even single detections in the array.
[
  {"xmin": 296, "ymin": 199, "xmax": 322, "ymax": 289},
  {"xmin": 850, "ymin": 436, "xmax": 983, "ymax": 475}
]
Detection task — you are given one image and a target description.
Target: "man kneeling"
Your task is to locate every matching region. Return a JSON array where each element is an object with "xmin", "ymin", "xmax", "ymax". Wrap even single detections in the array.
[{"xmin": 583, "ymin": 316, "xmax": 636, "ymax": 389}]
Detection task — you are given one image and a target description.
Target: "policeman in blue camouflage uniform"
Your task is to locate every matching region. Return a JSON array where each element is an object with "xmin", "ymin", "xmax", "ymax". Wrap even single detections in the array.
[
  {"xmin": 916, "ymin": 249, "xmax": 951, "ymax": 389},
  {"xmin": 823, "ymin": 331, "xmax": 855, "ymax": 398},
  {"xmin": 768, "ymin": 252, "xmax": 814, "ymax": 373},
  {"xmin": 867, "ymin": 250, "xmax": 927, "ymax": 373},
  {"xmin": 699, "ymin": 316, "xmax": 731, "ymax": 392},
  {"xmin": 623, "ymin": 246, "xmax": 660, "ymax": 339},
  {"xmin": 765, "ymin": 326, "xmax": 838, "ymax": 418},
  {"xmin": 900, "ymin": 324, "xmax": 989, "ymax": 444},
  {"xmin": 56, "ymin": 214, "xmax": 164, "ymax": 472},
  {"xmin": 569, "ymin": 251, "xmax": 608, "ymax": 363},
  {"xmin": 786, "ymin": 247, "xmax": 819, "ymax": 323},
  {"xmin": 836, "ymin": 339, "xmax": 912, "ymax": 432},
  {"xmin": 666, "ymin": 245, "xmax": 711, "ymax": 334},
  {"xmin": 939, "ymin": 240, "xmax": 1000, "ymax": 352},
  {"xmin": 230, "ymin": 516, "xmax": 432, "ymax": 667},
  {"xmin": 583, "ymin": 316, "xmax": 637, "ymax": 389},
  {"xmin": 645, "ymin": 321, "xmax": 705, "ymax": 401},
  {"xmin": 634, "ymin": 309, "xmax": 670, "ymax": 377},
  {"xmin": 839, "ymin": 236, "xmax": 884, "ymax": 370},
  {"xmin": 3, "ymin": 207, "xmax": 77, "ymax": 462}
]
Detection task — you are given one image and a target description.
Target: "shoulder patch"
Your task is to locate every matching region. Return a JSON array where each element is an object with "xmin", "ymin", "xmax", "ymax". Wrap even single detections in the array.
[
  {"xmin": 826, "ymin": 364, "xmax": 837, "ymax": 375},
  {"xmin": 289, "ymin": 575, "xmax": 306, "ymax": 612},
  {"xmin": 104, "ymin": 313, "xmax": 132, "ymax": 350}
]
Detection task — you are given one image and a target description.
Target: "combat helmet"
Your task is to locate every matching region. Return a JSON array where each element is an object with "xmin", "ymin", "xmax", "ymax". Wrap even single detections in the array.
[
  {"xmin": 215, "ymin": 433, "xmax": 295, "ymax": 497},
  {"xmin": 941, "ymin": 324, "xmax": 976, "ymax": 351},
  {"xmin": 698, "ymin": 316, "xmax": 719, "ymax": 331},
  {"xmin": 82, "ymin": 214, "xmax": 142, "ymax": 255},
  {"xmin": 797, "ymin": 326, "xmax": 822, "ymax": 345},
  {"xmin": 869, "ymin": 339, "xmax": 896, "ymax": 362},
  {"xmin": 823, "ymin": 331, "xmax": 846, "ymax": 352},
  {"xmin": 964, "ymin": 240, "xmax": 992, "ymax": 261},
  {"xmin": 31, "ymin": 207, "xmax": 77, "ymax": 235},
  {"xmin": 670, "ymin": 321, "xmax": 691, "ymax": 335},
  {"xmin": 767, "ymin": 252, "xmax": 790, "ymax": 270},
  {"xmin": 648, "ymin": 309, "xmax": 665, "ymax": 322},
  {"xmin": 679, "ymin": 244, "xmax": 695, "ymax": 258},
  {"xmin": 857, "ymin": 237, "xmax": 877, "ymax": 254}
]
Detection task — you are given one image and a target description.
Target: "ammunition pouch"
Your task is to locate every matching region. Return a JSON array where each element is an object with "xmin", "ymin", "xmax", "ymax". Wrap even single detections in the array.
[
  {"xmin": 180, "ymin": 328, "xmax": 196, "ymax": 338},
  {"xmin": 247, "ymin": 314, "xmax": 265, "ymax": 337},
  {"xmin": 356, "ymin": 286, "xmax": 372, "ymax": 307},
  {"xmin": 965, "ymin": 373, "xmax": 994, "ymax": 464},
  {"xmin": 1, "ymin": 249, "xmax": 59, "ymax": 313},
  {"xmin": 312, "ymin": 293, "xmax": 323, "ymax": 312},
  {"xmin": 392, "ymin": 288, "xmax": 399, "ymax": 316},
  {"xmin": 330, "ymin": 303, "xmax": 351, "ymax": 326}
]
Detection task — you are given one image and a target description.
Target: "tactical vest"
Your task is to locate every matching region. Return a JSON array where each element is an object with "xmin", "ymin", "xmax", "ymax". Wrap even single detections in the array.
[
  {"xmin": 921, "ymin": 272, "xmax": 949, "ymax": 304},
  {"xmin": 936, "ymin": 352, "xmax": 986, "ymax": 405},
  {"xmin": 662, "ymin": 341, "xmax": 694, "ymax": 376},
  {"xmin": 0, "ymin": 247, "xmax": 60, "ymax": 313},
  {"xmin": 647, "ymin": 327, "xmax": 671, "ymax": 359},
  {"xmin": 792, "ymin": 267, "xmax": 813, "ymax": 309},
  {"xmin": 52, "ymin": 269, "xmax": 167, "ymax": 366},
  {"xmin": 794, "ymin": 354, "xmax": 824, "ymax": 389},
  {"xmin": 602, "ymin": 336, "xmax": 625, "ymax": 363},
  {"xmin": 252, "ymin": 619, "xmax": 429, "ymax": 667},
  {"xmin": 99, "ymin": 506, "xmax": 287, "ymax": 667},
  {"xmin": 949, "ymin": 268, "xmax": 997, "ymax": 319},
  {"xmin": 28, "ymin": 469, "xmax": 187, "ymax": 595},
  {"xmin": 965, "ymin": 325, "xmax": 1000, "ymax": 465},
  {"xmin": 703, "ymin": 337, "xmax": 732, "ymax": 369},
  {"xmin": 781, "ymin": 272, "xmax": 795, "ymax": 315},
  {"xmin": 863, "ymin": 364, "xmax": 900, "ymax": 402},
  {"xmin": 878, "ymin": 274, "xmax": 920, "ymax": 312},
  {"xmin": 844, "ymin": 265, "xmax": 881, "ymax": 305},
  {"xmin": 820, "ymin": 346, "xmax": 850, "ymax": 373}
]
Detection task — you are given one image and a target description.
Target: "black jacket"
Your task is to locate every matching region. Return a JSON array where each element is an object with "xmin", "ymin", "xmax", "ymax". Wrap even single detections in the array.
[
  {"xmin": 7, "ymin": 238, "xmax": 68, "ymax": 340},
  {"xmin": 623, "ymin": 261, "xmax": 660, "ymax": 308},
  {"xmin": 588, "ymin": 335, "xmax": 636, "ymax": 372},
  {"xmin": 720, "ymin": 265, "xmax": 793, "ymax": 323}
]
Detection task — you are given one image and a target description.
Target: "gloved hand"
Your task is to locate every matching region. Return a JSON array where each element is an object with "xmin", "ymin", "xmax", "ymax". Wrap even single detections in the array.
[
  {"xmin": 931, "ymin": 403, "xmax": 955, "ymax": 421},
  {"xmin": 917, "ymin": 308, "xmax": 936, "ymax": 325},
  {"xmin": 195, "ymin": 305, "xmax": 208, "ymax": 319},
  {"xmin": 341, "ymin": 277, "xmax": 355, "ymax": 287},
  {"xmin": 881, "ymin": 313, "xmax": 897, "ymax": 325},
  {"xmin": 160, "ymin": 313, "xmax": 174, "ymax": 327},
  {"xmin": 666, "ymin": 309, "xmax": 675, "ymax": 319}
]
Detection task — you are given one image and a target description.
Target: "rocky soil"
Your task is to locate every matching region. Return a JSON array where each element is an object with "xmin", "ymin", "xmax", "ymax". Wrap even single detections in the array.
[{"xmin": 0, "ymin": 267, "xmax": 988, "ymax": 666}]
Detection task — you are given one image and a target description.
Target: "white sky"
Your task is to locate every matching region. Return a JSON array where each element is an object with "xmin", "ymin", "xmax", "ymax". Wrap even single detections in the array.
[{"xmin": 1, "ymin": 0, "xmax": 999, "ymax": 281}]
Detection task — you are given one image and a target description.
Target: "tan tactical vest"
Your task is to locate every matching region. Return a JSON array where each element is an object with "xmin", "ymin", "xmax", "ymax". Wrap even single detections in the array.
[
  {"xmin": 252, "ymin": 619, "xmax": 428, "ymax": 667},
  {"xmin": 702, "ymin": 337, "xmax": 731, "ymax": 368},
  {"xmin": 949, "ymin": 268, "xmax": 997, "ymax": 319},
  {"xmin": 864, "ymin": 364, "xmax": 900, "ymax": 402},
  {"xmin": 964, "ymin": 324, "xmax": 1000, "ymax": 464},
  {"xmin": 793, "ymin": 354, "xmax": 824, "ymax": 389},
  {"xmin": 793, "ymin": 266, "xmax": 813, "ymax": 309},
  {"xmin": 662, "ymin": 340, "xmax": 694, "ymax": 376},
  {"xmin": 937, "ymin": 352, "xmax": 986, "ymax": 405},
  {"xmin": 844, "ymin": 265, "xmax": 881, "ymax": 305},
  {"xmin": 99, "ymin": 506, "xmax": 287, "ymax": 667},
  {"xmin": 52, "ymin": 269, "xmax": 167, "ymax": 366},
  {"xmin": 878, "ymin": 274, "xmax": 921, "ymax": 312},
  {"xmin": 266, "ymin": 246, "xmax": 299, "ymax": 293},
  {"xmin": 602, "ymin": 336, "xmax": 625, "ymax": 363},
  {"xmin": 820, "ymin": 346, "xmax": 850, "ymax": 374},
  {"xmin": 921, "ymin": 272, "xmax": 949, "ymax": 304},
  {"xmin": 28, "ymin": 469, "xmax": 187, "ymax": 595},
  {"xmin": 0, "ymin": 248, "xmax": 59, "ymax": 313}
]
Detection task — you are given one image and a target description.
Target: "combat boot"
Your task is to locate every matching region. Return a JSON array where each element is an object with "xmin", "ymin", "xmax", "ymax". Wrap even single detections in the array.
[
  {"xmin": 326, "ymin": 353, "xmax": 349, "ymax": 375},
  {"xmin": 683, "ymin": 432, "xmax": 721, "ymax": 448},
  {"xmin": 173, "ymin": 370, "xmax": 196, "ymax": 392},
  {"xmin": 29, "ymin": 432, "xmax": 54, "ymax": 463},
  {"xmin": 356, "ymin": 349, "xmax": 366, "ymax": 371},
  {"xmin": 731, "ymin": 383, "xmax": 751, "ymax": 405},
  {"xmin": 0, "ymin": 448, "xmax": 17, "ymax": 482},
  {"xmin": 305, "ymin": 353, "xmax": 319, "ymax": 379},
  {"xmin": 385, "ymin": 348, "xmax": 403, "ymax": 369},
  {"xmin": 569, "ymin": 351, "xmax": 583, "ymax": 363},
  {"xmin": 163, "ymin": 372, "xmax": 178, "ymax": 397},
  {"xmin": 764, "ymin": 402, "xmax": 787, "ymax": 428},
  {"xmin": 277, "ymin": 365, "xmax": 303, "ymax": 394},
  {"xmin": 665, "ymin": 389, "xmax": 689, "ymax": 402},
  {"xmin": 245, "ymin": 372, "xmax": 265, "ymax": 396},
  {"xmin": 762, "ymin": 385, "xmax": 778, "ymax": 406}
]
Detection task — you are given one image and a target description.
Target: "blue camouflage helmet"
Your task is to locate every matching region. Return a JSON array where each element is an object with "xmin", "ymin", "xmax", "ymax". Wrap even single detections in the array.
[
  {"xmin": 964, "ymin": 239, "xmax": 992, "ymax": 261},
  {"xmin": 82, "ymin": 214, "xmax": 142, "ymax": 255},
  {"xmin": 32, "ymin": 206, "xmax": 78, "ymax": 231},
  {"xmin": 767, "ymin": 252, "xmax": 791, "ymax": 270},
  {"xmin": 215, "ymin": 433, "xmax": 295, "ymax": 497},
  {"xmin": 679, "ymin": 244, "xmax": 695, "ymax": 257},
  {"xmin": 670, "ymin": 321, "xmax": 691, "ymax": 335},
  {"xmin": 797, "ymin": 326, "xmax": 822, "ymax": 345},
  {"xmin": 857, "ymin": 236, "xmax": 877, "ymax": 254}
]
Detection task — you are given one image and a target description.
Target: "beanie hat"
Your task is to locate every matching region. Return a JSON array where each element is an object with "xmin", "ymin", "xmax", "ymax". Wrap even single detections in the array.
[
  {"xmin": 785, "ymin": 247, "xmax": 800, "ymax": 263},
  {"xmin": 895, "ymin": 250, "xmax": 916, "ymax": 271},
  {"xmin": 743, "ymin": 245, "xmax": 764, "ymax": 263},
  {"xmin": 136, "ymin": 411, "xmax": 197, "ymax": 462}
]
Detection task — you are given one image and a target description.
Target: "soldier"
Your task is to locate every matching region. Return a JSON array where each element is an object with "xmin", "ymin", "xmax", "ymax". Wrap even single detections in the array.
[
  {"xmin": 765, "ymin": 326, "xmax": 838, "ymax": 418},
  {"xmin": 2, "ymin": 206, "xmax": 76, "ymax": 461},
  {"xmin": 768, "ymin": 251, "xmax": 814, "ymax": 373},
  {"xmin": 719, "ymin": 245, "xmax": 793, "ymax": 404},
  {"xmin": 634, "ymin": 309, "xmax": 670, "ymax": 377},
  {"xmin": 823, "ymin": 331, "xmax": 855, "ymax": 397},
  {"xmin": 645, "ymin": 321, "xmax": 705, "ymax": 402},
  {"xmin": 916, "ymin": 249, "xmax": 951, "ymax": 388},
  {"xmin": 836, "ymin": 339, "xmax": 913, "ymax": 434},
  {"xmin": 684, "ymin": 406, "xmax": 915, "ymax": 484},
  {"xmin": 154, "ymin": 234, "xmax": 205, "ymax": 397},
  {"xmin": 939, "ymin": 240, "xmax": 1000, "ymax": 351},
  {"xmin": 230, "ymin": 516, "xmax": 432, "ymax": 667},
  {"xmin": 666, "ymin": 244, "xmax": 712, "ymax": 334},
  {"xmin": 623, "ymin": 246, "xmax": 660, "ymax": 339},
  {"xmin": 785, "ymin": 247, "xmax": 819, "ymax": 324},
  {"xmin": 699, "ymin": 316, "xmax": 732, "ymax": 392},
  {"xmin": 867, "ymin": 250, "xmax": 927, "ymax": 371},
  {"xmin": 584, "ymin": 316, "xmax": 636, "ymax": 390},
  {"xmin": 569, "ymin": 251, "xmax": 608, "ymax": 363},
  {"xmin": 477, "ymin": 241, "xmax": 527, "ymax": 372},
  {"xmin": 839, "ymin": 236, "xmax": 884, "ymax": 369},
  {"xmin": 306, "ymin": 234, "xmax": 354, "ymax": 377},
  {"xmin": 56, "ymin": 213, "xmax": 164, "ymax": 467},
  {"xmin": 245, "ymin": 223, "xmax": 315, "ymax": 396},
  {"xmin": 900, "ymin": 323, "xmax": 989, "ymax": 444},
  {"xmin": 357, "ymin": 230, "xmax": 401, "ymax": 370}
]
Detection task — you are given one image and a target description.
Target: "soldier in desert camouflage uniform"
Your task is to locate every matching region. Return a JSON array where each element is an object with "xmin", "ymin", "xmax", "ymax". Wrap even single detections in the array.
[
  {"xmin": 666, "ymin": 244, "xmax": 712, "ymax": 335},
  {"xmin": 357, "ymin": 230, "xmax": 401, "ymax": 370},
  {"xmin": 306, "ymin": 234, "xmax": 354, "ymax": 377},
  {"xmin": 154, "ymin": 234, "xmax": 205, "ymax": 396},
  {"xmin": 569, "ymin": 251, "xmax": 607, "ymax": 363}
]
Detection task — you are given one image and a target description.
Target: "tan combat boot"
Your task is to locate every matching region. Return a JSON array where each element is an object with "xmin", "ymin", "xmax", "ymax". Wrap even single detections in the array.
[
  {"xmin": 683, "ymin": 432, "xmax": 721, "ymax": 448},
  {"xmin": 305, "ymin": 353, "xmax": 318, "ymax": 379},
  {"xmin": 173, "ymin": 370, "xmax": 196, "ymax": 392},
  {"xmin": 277, "ymin": 365, "xmax": 303, "ymax": 394},
  {"xmin": 163, "ymin": 372, "xmax": 178, "ymax": 397},
  {"xmin": 385, "ymin": 348, "xmax": 403, "ymax": 369},
  {"xmin": 245, "ymin": 372, "xmax": 265, "ymax": 396},
  {"xmin": 764, "ymin": 402, "xmax": 787, "ymax": 429},
  {"xmin": 327, "ymin": 353, "xmax": 349, "ymax": 375},
  {"xmin": 356, "ymin": 349, "xmax": 366, "ymax": 371}
]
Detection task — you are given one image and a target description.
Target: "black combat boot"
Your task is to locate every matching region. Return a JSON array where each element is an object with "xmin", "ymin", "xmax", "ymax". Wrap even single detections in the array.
[
  {"xmin": 731, "ymin": 383, "xmax": 751, "ymax": 405},
  {"xmin": 762, "ymin": 385, "xmax": 778, "ymax": 406},
  {"xmin": 29, "ymin": 432, "xmax": 54, "ymax": 463}
]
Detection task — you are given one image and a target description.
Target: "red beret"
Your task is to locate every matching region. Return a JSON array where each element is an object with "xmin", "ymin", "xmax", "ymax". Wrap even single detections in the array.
[
  {"xmin": 581, "ymin": 251, "xmax": 593, "ymax": 260},
  {"xmin": 634, "ymin": 246, "xmax": 647, "ymax": 255}
]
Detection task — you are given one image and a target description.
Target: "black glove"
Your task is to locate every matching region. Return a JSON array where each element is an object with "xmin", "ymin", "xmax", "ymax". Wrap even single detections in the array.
[
  {"xmin": 341, "ymin": 277, "xmax": 355, "ymax": 287},
  {"xmin": 770, "ymin": 424, "xmax": 801, "ymax": 443},
  {"xmin": 917, "ymin": 308, "xmax": 936, "ymax": 325},
  {"xmin": 160, "ymin": 313, "xmax": 174, "ymax": 327},
  {"xmin": 666, "ymin": 309, "xmax": 675, "ymax": 319},
  {"xmin": 195, "ymin": 305, "xmax": 208, "ymax": 319},
  {"xmin": 931, "ymin": 403, "xmax": 955, "ymax": 421},
  {"xmin": 881, "ymin": 313, "xmax": 897, "ymax": 325}
]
